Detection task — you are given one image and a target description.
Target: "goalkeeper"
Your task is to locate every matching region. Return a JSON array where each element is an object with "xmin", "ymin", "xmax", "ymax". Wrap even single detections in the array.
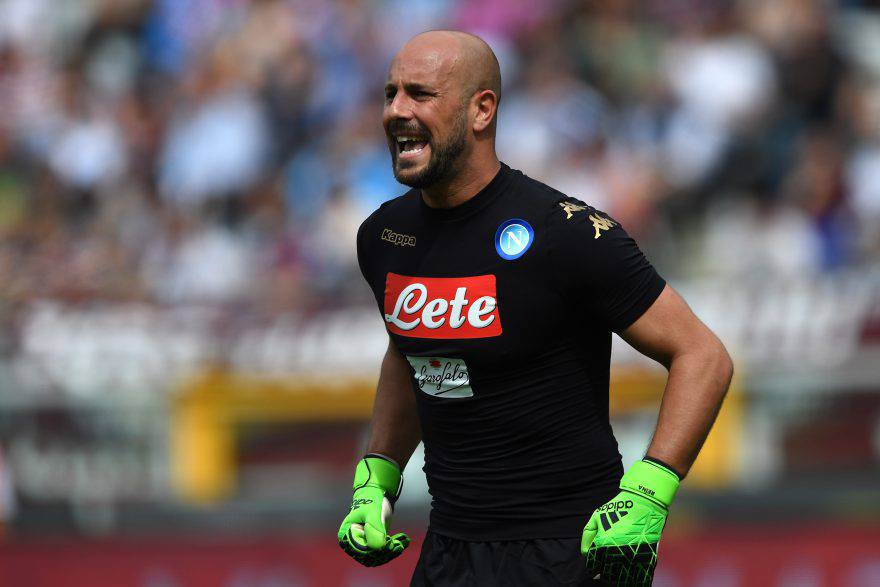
[{"xmin": 338, "ymin": 30, "xmax": 734, "ymax": 585}]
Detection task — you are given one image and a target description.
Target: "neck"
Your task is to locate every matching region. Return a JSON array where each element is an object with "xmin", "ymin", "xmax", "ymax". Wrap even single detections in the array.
[{"xmin": 421, "ymin": 153, "xmax": 501, "ymax": 209}]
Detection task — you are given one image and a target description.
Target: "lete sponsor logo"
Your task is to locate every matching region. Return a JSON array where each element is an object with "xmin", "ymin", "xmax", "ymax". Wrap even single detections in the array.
[
  {"xmin": 406, "ymin": 356, "xmax": 473, "ymax": 398},
  {"xmin": 383, "ymin": 273, "xmax": 502, "ymax": 339}
]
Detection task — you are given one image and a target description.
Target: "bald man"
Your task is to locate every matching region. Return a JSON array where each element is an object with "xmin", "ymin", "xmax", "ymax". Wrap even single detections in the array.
[{"xmin": 337, "ymin": 31, "xmax": 733, "ymax": 586}]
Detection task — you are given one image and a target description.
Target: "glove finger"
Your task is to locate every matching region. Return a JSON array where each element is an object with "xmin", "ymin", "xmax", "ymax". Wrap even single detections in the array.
[
  {"xmin": 585, "ymin": 545, "xmax": 609, "ymax": 583},
  {"xmin": 628, "ymin": 541, "xmax": 660, "ymax": 585},
  {"xmin": 364, "ymin": 542, "xmax": 403, "ymax": 567},
  {"xmin": 382, "ymin": 547, "xmax": 405, "ymax": 564},
  {"xmin": 389, "ymin": 532, "xmax": 411, "ymax": 551},
  {"xmin": 339, "ymin": 532, "xmax": 373, "ymax": 566},
  {"xmin": 581, "ymin": 512, "xmax": 599, "ymax": 555},
  {"xmin": 337, "ymin": 505, "xmax": 367, "ymax": 542},
  {"xmin": 364, "ymin": 520, "xmax": 388, "ymax": 550},
  {"xmin": 347, "ymin": 523, "xmax": 369, "ymax": 551},
  {"xmin": 386, "ymin": 532, "xmax": 410, "ymax": 553},
  {"xmin": 362, "ymin": 503, "xmax": 390, "ymax": 549},
  {"xmin": 589, "ymin": 542, "xmax": 658, "ymax": 586}
]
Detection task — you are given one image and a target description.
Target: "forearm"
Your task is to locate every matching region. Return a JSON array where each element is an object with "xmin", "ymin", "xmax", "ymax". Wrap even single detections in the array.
[
  {"xmin": 366, "ymin": 339, "xmax": 422, "ymax": 469},
  {"xmin": 645, "ymin": 336, "xmax": 733, "ymax": 477}
]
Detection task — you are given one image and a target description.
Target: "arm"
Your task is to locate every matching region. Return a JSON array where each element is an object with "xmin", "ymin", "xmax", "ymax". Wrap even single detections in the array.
[
  {"xmin": 560, "ymin": 203, "xmax": 732, "ymax": 583},
  {"xmin": 582, "ymin": 286, "xmax": 733, "ymax": 584},
  {"xmin": 338, "ymin": 337, "xmax": 419, "ymax": 566},
  {"xmin": 547, "ymin": 201, "xmax": 732, "ymax": 475},
  {"xmin": 366, "ymin": 338, "xmax": 422, "ymax": 469},
  {"xmin": 341, "ymin": 219, "xmax": 419, "ymax": 566},
  {"xmin": 619, "ymin": 284, "xmax": 734, "ymax": 478}
]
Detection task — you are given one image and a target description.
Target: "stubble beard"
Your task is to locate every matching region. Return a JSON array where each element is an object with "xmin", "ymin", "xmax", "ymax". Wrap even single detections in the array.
[{"xmin": 392, "ymin": 111, "xmax": 469, "ymax": 189}]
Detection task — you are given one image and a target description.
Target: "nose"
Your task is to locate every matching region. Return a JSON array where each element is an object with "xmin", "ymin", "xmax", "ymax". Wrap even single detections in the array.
[{"xmin": 385, "ymin": 91, "xmax": 413, "ymax": 122}]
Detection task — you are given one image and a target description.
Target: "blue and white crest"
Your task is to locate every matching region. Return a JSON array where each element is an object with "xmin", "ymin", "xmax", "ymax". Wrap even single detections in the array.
[{"xmin": 495, "ymin": 218, "xmax": 534, "ymax": 260}]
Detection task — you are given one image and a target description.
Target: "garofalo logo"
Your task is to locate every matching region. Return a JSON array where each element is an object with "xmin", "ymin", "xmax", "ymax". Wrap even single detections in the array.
[
  {"xmin": 405, "ymin": 356, "xmax": 473, "ymax": 398},
  {"xmin": 383, "ymin": 273, "xmax": 502, "ymax": 339}
]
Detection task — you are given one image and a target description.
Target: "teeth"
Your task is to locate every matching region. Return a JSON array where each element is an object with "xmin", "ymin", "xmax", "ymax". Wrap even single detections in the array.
[{"xmin": 396, "ymin": 136, "xmax": 426, "ymax": 143}]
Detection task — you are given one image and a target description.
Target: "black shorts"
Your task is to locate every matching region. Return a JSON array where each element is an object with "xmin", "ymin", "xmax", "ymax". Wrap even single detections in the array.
[{"xmin": 410, "ymin": 531, "xmax": 596, "ymax": 586}]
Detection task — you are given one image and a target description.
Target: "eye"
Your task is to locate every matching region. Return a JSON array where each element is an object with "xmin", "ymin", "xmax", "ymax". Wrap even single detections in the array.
[{"xmin": 384, "ymin": 88, "xmax": 396, "ymax": 102}]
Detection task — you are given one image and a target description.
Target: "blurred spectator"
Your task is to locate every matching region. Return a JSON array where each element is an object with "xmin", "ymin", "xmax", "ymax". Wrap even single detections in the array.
[
  {"xmin": 0, "ymin": 445, "xmax": 15, "ymax": 533},
  {"xmin": 0, "ymin": 0, "xmax": 876, "ymax": 308},
  {"xmin": 158, "ymin": 55, "xmax": 269, "ymax": 205}
]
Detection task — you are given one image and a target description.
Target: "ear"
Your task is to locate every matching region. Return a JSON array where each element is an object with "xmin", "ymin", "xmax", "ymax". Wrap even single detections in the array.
[{"xmin": 472, "ymin": 89, "xmax": 498, "ymax": 133}]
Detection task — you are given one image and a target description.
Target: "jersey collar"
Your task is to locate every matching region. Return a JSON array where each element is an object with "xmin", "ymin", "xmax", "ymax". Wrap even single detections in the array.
[{"xmin": 418, "ymin": 163, "xmax": 515, "ymax": 222}]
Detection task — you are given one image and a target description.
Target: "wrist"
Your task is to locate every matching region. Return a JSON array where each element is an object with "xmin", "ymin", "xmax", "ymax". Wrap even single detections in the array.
[
  {"xmin": 620, "ymin": 459, "xmax": 680, "ymax": 509},
  {"xmin": 364, "ymin": 452, "xmax": 400, "ymax": 469},
  {"xmin": 642, "ymin": 456, "xmax": 684, "ymax": 480}
]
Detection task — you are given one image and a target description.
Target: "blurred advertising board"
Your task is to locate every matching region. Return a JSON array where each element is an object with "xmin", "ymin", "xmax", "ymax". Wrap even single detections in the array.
[
  {"xmin": 1, "ymin": 526, "xmax": 878, "ymax": 587},
  {"xmin": 0, "ymin": 273, "xmax": 876, "ymax": 535},
  {"xmin": 7, "ymin": 271, "xmax": 879, "ymax": 400}
]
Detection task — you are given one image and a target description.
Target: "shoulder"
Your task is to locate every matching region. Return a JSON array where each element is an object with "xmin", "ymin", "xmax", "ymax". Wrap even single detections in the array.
[
  {"xmin": 510, "ymin": 169, "xmax": 573, "ymax": 208},
  {"xmin": 510, "ymin": 170, "xmax": 616, "ymax": 239},
  {"xmin": 508, "ymin": 172, "xmax": 633, "ymax": 272},
  {"xmin": 358, "ymin": 188, "xmax": 419, "ymax": 238},
  {"xmin": 547, "ymin": 196, "xmax": 619, "ymax": 239}
]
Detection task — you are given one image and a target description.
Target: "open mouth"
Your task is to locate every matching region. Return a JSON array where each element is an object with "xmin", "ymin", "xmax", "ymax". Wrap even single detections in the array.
[{"xmin": 396, "ymin": 136, "xmax": 430, "ymax": 160}]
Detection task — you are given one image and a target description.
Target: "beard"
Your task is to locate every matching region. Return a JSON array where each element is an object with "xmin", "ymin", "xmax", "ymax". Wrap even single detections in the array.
[{"xmin": 390, "ymin": 111, "xmax": 468, "ymax": 189}]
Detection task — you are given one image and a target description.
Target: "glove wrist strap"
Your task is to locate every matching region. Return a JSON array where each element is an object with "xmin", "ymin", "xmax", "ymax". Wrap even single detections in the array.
[
  {"xmin": 353, "ymin": 454, "xmax": 403, "ymax": 502},
  {"xmin": 620, "ymin": 459, "xmax": 680, "ymax": 509}
]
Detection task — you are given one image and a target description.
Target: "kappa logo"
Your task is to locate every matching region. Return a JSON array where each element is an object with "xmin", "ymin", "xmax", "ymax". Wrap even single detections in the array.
[
  {"xmin": 558, "ymin": 201, "xmax": 618, "ymax": 239},
  {"xmin": 559, "ymin": 201, "xmax": 588, "ymax": 220},
  {"xmin": 383, "ymin": 272, "xmax": 502, "ymax": 339},
  {"xmin": 495, "ymin": 218, "xmax": 534, "ymax": 260},
  {"xmin": 589, "ymin": 214, "xmax": 616, "ymax": 239},
  {"xmin": 381, "ymin": 228, "xmax": 416, "ymax": 247}
]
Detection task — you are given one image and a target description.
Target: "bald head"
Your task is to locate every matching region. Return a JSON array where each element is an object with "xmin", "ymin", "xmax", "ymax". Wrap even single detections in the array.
[
  {"xmin": 383, "ymin": 30, "xmax": 502, "ymax": 191},
  {"xmin": 396, "ymin": 30, "xmax": 502, "ymax": 106}
]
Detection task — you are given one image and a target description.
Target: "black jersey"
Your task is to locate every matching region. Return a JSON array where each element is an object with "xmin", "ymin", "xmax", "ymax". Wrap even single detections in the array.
[{"xmin": 356, "ymin": 163, "xmax": 665, "ymax": 541}]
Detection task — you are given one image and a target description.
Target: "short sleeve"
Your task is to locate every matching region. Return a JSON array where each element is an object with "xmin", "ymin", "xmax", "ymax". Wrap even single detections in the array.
[
  {"xmin": 355, "ymin": 214, "xmax": 373, "ymax": 286},
  {"xmin": 547, "ymin": 198, "xmax": 666, "ymax": 332}
]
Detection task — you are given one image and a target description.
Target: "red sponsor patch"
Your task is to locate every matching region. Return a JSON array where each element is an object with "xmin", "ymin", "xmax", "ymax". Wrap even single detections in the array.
[{"xmin": 383, "ymin": 272, "xmax": 502, "ymax": 339}]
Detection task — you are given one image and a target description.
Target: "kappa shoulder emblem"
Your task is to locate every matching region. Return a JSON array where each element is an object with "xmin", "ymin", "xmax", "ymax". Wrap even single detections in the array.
[
  {"xmin": 558, "ymin": 201, "xmax": 617, "ymax": 239},
  {"xmin": 559, "ymin": 201, "xmax": 588, "ymax": 220},
  {"xmin": 589, "ymin": 214, "xmax": 616, "ymax": 239}
]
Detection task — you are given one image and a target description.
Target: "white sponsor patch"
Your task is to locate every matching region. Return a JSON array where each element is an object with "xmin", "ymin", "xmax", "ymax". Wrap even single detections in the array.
[{"xmin": 405, "ymin": 356, "xmax": 473, "ymax": 398}]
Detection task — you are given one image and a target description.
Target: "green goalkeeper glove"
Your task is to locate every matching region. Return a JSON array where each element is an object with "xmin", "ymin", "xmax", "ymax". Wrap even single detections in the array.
[
  {"xmin": 338, "ymin": 454, "xmax": 410, "ymax": 567},
  {"xmin": 581, "ymin": 458, "xmax": 681, "ymax": 586}
]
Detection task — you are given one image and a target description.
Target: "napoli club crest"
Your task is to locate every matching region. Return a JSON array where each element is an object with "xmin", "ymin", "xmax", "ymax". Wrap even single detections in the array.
[{"xmin": 495, "ymin": 218, "xmax": 534, "ymax": 260}]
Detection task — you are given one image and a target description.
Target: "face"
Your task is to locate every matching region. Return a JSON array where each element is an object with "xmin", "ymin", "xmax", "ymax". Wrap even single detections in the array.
[{"xmin": 383, "ymin": 45, "xmax": 471, "ymax": 188}]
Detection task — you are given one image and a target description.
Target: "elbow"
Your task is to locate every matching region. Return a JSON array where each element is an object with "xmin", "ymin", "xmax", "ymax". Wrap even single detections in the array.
[
  {"xmin": 712, "ymin": 338, "xmax": 734, "ymax": 394},
  {"xmin": 664, "ymin": 328, "xmax": 735, "ymax": 392},
  {"xmin": 681, "ymin": 332, "xmax": 733, "ymax": 394}
]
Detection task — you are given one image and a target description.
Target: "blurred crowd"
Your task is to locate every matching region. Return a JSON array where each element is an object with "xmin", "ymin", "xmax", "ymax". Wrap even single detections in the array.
[{"xmin": 1, "ymin": 0, "xmax": 880, "ymax": 316}]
